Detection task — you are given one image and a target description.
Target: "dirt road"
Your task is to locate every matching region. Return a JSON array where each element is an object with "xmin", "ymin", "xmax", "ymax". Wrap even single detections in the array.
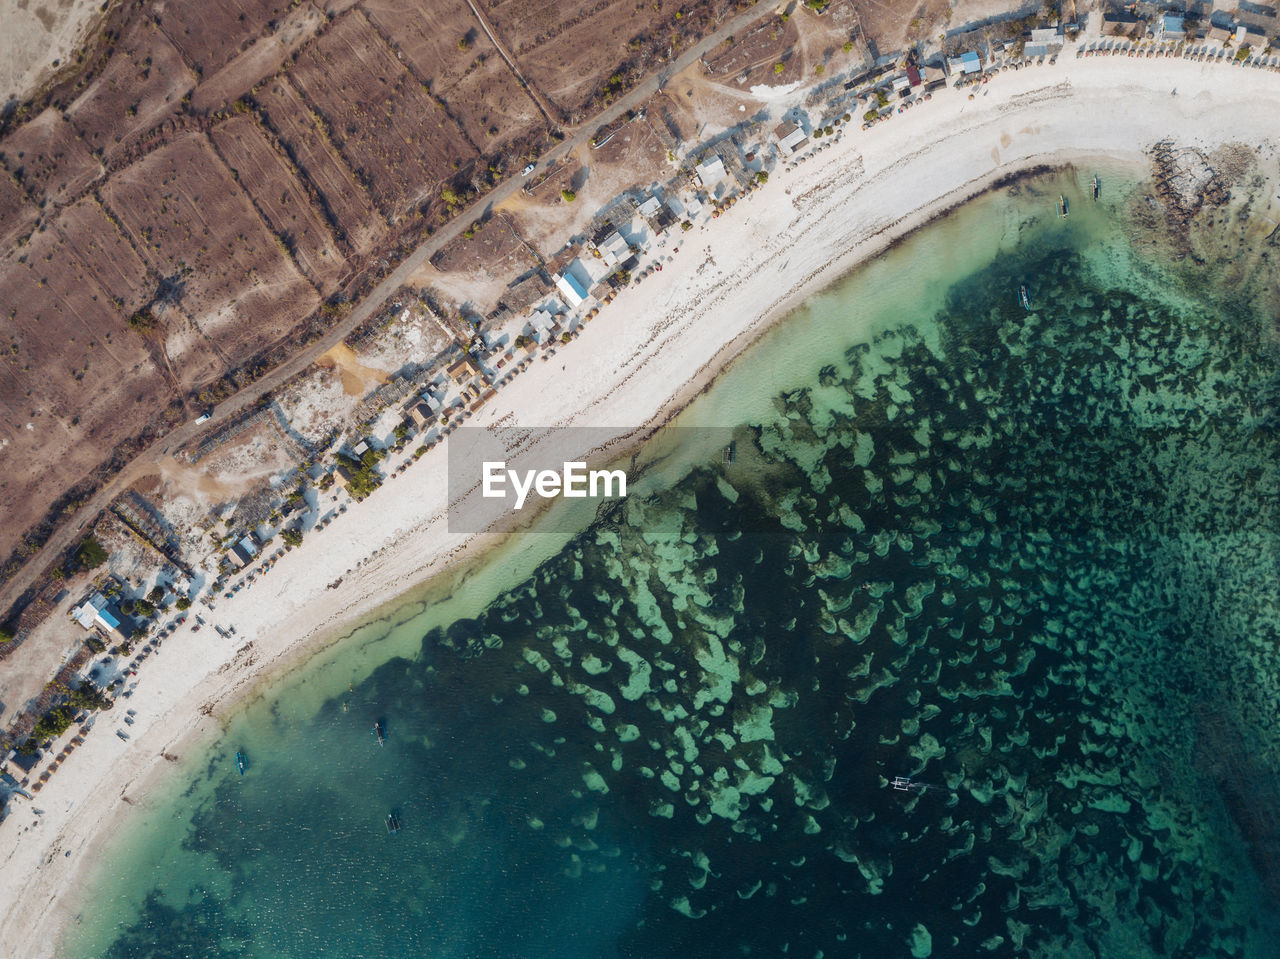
[{"xmin": 0, "ymin": 1, "xmax": 780, "ymax": 622}]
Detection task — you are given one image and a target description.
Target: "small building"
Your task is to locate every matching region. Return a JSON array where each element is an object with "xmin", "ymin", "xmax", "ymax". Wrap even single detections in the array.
[
  {"xmin": 905, "ymin": 65, "xmax": 921, "ymax": 87},
  {"xmin": 773, "ymin": 121, "xmax": 809, "ymax": 157},
  {"xmin": 1236, "ymin": 24, "xmax": 1267, "ymax": 47},
  {"xmin": 1160, "ymin": 14, "xmax": 1186, "ymax": 40},
  {"xmin": 555, "ymin": 258, "xmax": 596, "ymax": 309},
  {"xmin": 1206, "ymin": 24, "xmax": 1233, "ymax": 43},
  {"xmin": 636, "ymin": 195, "xmax": 663, "ymax": 218},
  {"xmin": 468, "ymin": 388, "xmax": 498, "ymax": 414},
  {"xmin": 445, "ymin": 356, "xmax": 481, "ymax": 385},
  {"xmin": 922, "ymin": 63, "xmax": 947, "ymax": 87},
  {"xmin": 352, "ymin": 440, "xmax": 370, "ymax": 458},
  {"xmin": 528, "ymin": 309, "xmax": 558, "ymax": 345},
  {"xmin": 945, "ymin": 51, "xmax": 982, "ymax": 77},
  {"xmin": 332, "ymin": 463, "xmax": 358, "ymax": 492},
  {"xmin": 593, "ymin": 230, "xmax": 631, "ymax": 268},
  {"xmin": 404, "ymin": 401, "xmax": 434, "ymax": 429},
  {"xmin": 695, "ymin": 155, "xmax": 727, "ymax": 189},
  {"xmin": 892, "ymin": 74, "xmax": 910, "ymax": 93},
  {"xmin": 71, "ymin": 594, "xmax": 127, "ymax": 640}
]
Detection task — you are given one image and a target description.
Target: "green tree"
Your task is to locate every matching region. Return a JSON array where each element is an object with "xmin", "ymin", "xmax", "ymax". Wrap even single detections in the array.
[
  {"xmin": 773, "ymin": 62, "xmax": 785, "ymax": 75},
  {"xmin": 560, "ymin": 189, "xmax": 577, "ymax": 202},
  {"xmin": 75, "ymin": 535, "xmax": 108, "ymax": 570},
  {"xmin": 175, "ymin": 597, "xmax": 191, "ymax": 611},
  {"xmin": 282, "ymin": 529, "xmax": 304, "ymax": 548}
]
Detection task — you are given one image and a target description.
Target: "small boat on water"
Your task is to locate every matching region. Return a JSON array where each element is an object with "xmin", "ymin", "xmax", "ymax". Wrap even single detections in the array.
[
  {"xmin": 1059, "ymin": 194, "xmax": 1069, "ymax": 218},
  {"xmin": 372, "ymin": 721, "xmax": 386, "ymax": 747},
  {"xmin": 1019, "ymin": 285, "xmax": 1031, "ymax": 311},
  {"xmin": 1092, "ymin": 175, "xmax": 1099, "ymax": 201},
  {"xmin": 724, "ymin": 444, "xmax": 734, "ymax": 465},
  {"xmin": 386, "ymin": 812, "xmax": 401, "ymax": 835},
  {"xmin": 235, "ymin": 751, "xmax": 247, "ymax": 775}
]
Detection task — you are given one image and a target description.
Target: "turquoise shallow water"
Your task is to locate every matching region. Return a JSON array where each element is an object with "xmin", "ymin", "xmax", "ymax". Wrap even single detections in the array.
[{"xmin": 65, "ymin": 168, "xmax": 1280, "ymax": 958}]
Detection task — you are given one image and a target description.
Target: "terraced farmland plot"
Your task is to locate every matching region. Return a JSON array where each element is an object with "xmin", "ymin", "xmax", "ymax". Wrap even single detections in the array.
[
  {"xmin": 155, "ymin": 0, "xmax": 300, "ymax": 78},
  {"xmin": 438, "ymin": 54, "xmax": 547, "ymax": 149},
  {"xmin": 210, "ymin": 115, "xmax": 347, "ymax": 291},
  {"xmin": 257, "ymin": 77, "xmax": 387, "ymax": 256},
  {"xmin": 100, "ymin": 133, "xmax": 319, "ymax": 356},
  {"xmin": 53, "ymin": 195, "xmax": 152, "ymax": 315},
  {"xmin": 0, "ymin": 107, "xmax": 101, "ymax": 204},
  {"xmin": 490, "ymin": 0, "xmax": 737, "ymax": 115},
  {"xmin": 360, "ymin": 0, "xmax": 487, "ymax": 92},
  {"xmin": 287, "ymin": 12, "xmax": 477, "ymax": 217},
  {"xmin": 65, "ymin": 26, "xmax": 193, "ymax": 163},
  {"xmin": 0, "ymin": 170, "xmax": 35, "ymax": 250},
  {"xmin": 0, "ymin": 226, "xmax": 168, "ymax": 562}
]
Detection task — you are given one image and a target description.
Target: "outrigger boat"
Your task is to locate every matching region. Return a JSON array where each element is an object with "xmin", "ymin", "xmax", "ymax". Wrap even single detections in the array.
[
  {"xmin": 386, "ymin": 812, "xmax": 401, "ymax": 835},
  {"xmin": 235, "ymin": 751, "xmax": 248, "ymax": 775},
  {"xmin": 1092, "ymin": 174, "xmax": 1099, "ymax": 201},
  {"xmin": 724, "ymin": 444, "xmax": 735, "ymax": 465},
  {"xmin": 1019, "ymin": 285, "xmax": 1031, "ymax": 311},
  {"xmin": 1058, "ymin": 194, "xmax": 1069, "ymax": 218},
  {"xmin": 372, "ymin": 721, "xmax": 386, "ymax": 747}
]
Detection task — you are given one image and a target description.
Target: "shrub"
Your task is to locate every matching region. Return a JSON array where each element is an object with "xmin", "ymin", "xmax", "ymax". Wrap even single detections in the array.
[
  {"xmin": 863, "ymin": 109, "xmax": 878, "ymax": 122},
  {"xmin": 560, "ymin": 189, "xmax": 577, "ymax": 202},
  {"xmin": 755, "ymin": 171, "xmax": 769, "ymax": 184},
  {"xmin": 282, "ymin": 529, "xmax": 304, "ymax": 548},
  {"xmin": 681, "ymin": 221, "xmax": 693, "ymax": 232},
  {"xmin": 843, "ymin": 40, "xmax": 854, "ymax": 52},
  {"xmin": 175, "ymin": 597, "xmax": 191, "ymax": 611},
  {"xmin": 773, "ymin": 62, "xmax": 785, "ymax": 75},
  {"xmin": 86, "ymin": 636, "xmax": 106, "ymax": 653}
]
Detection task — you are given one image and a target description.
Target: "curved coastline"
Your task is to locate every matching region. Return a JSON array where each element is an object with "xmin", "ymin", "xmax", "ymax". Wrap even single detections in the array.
[{"xmin": 6, "ymin": 48, "xmax": 1280, "ymax": 959}]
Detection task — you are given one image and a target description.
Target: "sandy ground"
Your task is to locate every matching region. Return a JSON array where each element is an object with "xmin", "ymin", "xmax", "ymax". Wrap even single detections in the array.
[
  {"xmin": 6, "ymin": 47, "xmax": 1280, "ymax": 957},
  {"xmin": 0, "ymin": 0, "xmax": 109, "ymax": 104}
]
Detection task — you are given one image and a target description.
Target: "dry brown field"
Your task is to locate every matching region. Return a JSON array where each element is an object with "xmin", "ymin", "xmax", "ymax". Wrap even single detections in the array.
[
  {"xmin": 52, "ymin": 195, "xmax": 152, "ymax": 317},
  {"xmin": 209, "ymin": 115, "xmax": 346, "ymax": 291},
  {"xmin": 360, "ymin": 0, "xmax": 485, "ymax": 91},
  {"xmin": 64, "ymin": 25, "xmax": 193, "ymax": 165},
  {"xmin": 704, "ymin": 13, "xmax": 804, "ymax": 84},
  {"xmin": 256, "ymin": 76, "xmax": 389, "ymax": 256},
  {"xmin": 0, "ymin": 174, "xmax": 35, "ymax": 250},
  {"xmin": 99, "ymin": 133, "xmax": 319, "ymax": 356},
  {"xmin": 0, "ymin": 224, "xmax": 169, "ymax": 563},
  {"xmin": 491, "ymin": 0, "xmax": 740, "ymax": 117},
  {"xmin": 154, "ymin": 0, "xmax": 301, "ymax": 79},
  {"xmin": 0, "ymin": 108, "xmax": 101, "ymax": 205},
  {"xmin": 288, "ymin": 13, "xmax": 478, "ymax": 217}
]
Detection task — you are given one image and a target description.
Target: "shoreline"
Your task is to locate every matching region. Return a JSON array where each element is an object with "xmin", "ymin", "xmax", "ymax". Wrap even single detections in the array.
[{"xmin": 8, "ymin": 49, "xmax": 1280, "ymax": 958}]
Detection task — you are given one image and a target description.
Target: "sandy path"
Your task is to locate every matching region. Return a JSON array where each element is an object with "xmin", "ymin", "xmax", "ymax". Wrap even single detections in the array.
[{"xmin": 5, "ymin": 47, "xmax": 1280, "ymax": 958}]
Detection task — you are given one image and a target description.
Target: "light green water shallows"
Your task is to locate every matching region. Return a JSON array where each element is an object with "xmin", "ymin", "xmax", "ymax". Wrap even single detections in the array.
[{"xmin": 64, "ymin": 167, "xmax": 1280, "ymax": 959}]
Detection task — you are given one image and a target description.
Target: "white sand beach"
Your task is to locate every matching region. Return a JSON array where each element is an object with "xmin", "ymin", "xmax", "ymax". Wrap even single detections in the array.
[{"xmin": 5, "ymin": 46, "xmax": 1280, "ymax": 957}]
